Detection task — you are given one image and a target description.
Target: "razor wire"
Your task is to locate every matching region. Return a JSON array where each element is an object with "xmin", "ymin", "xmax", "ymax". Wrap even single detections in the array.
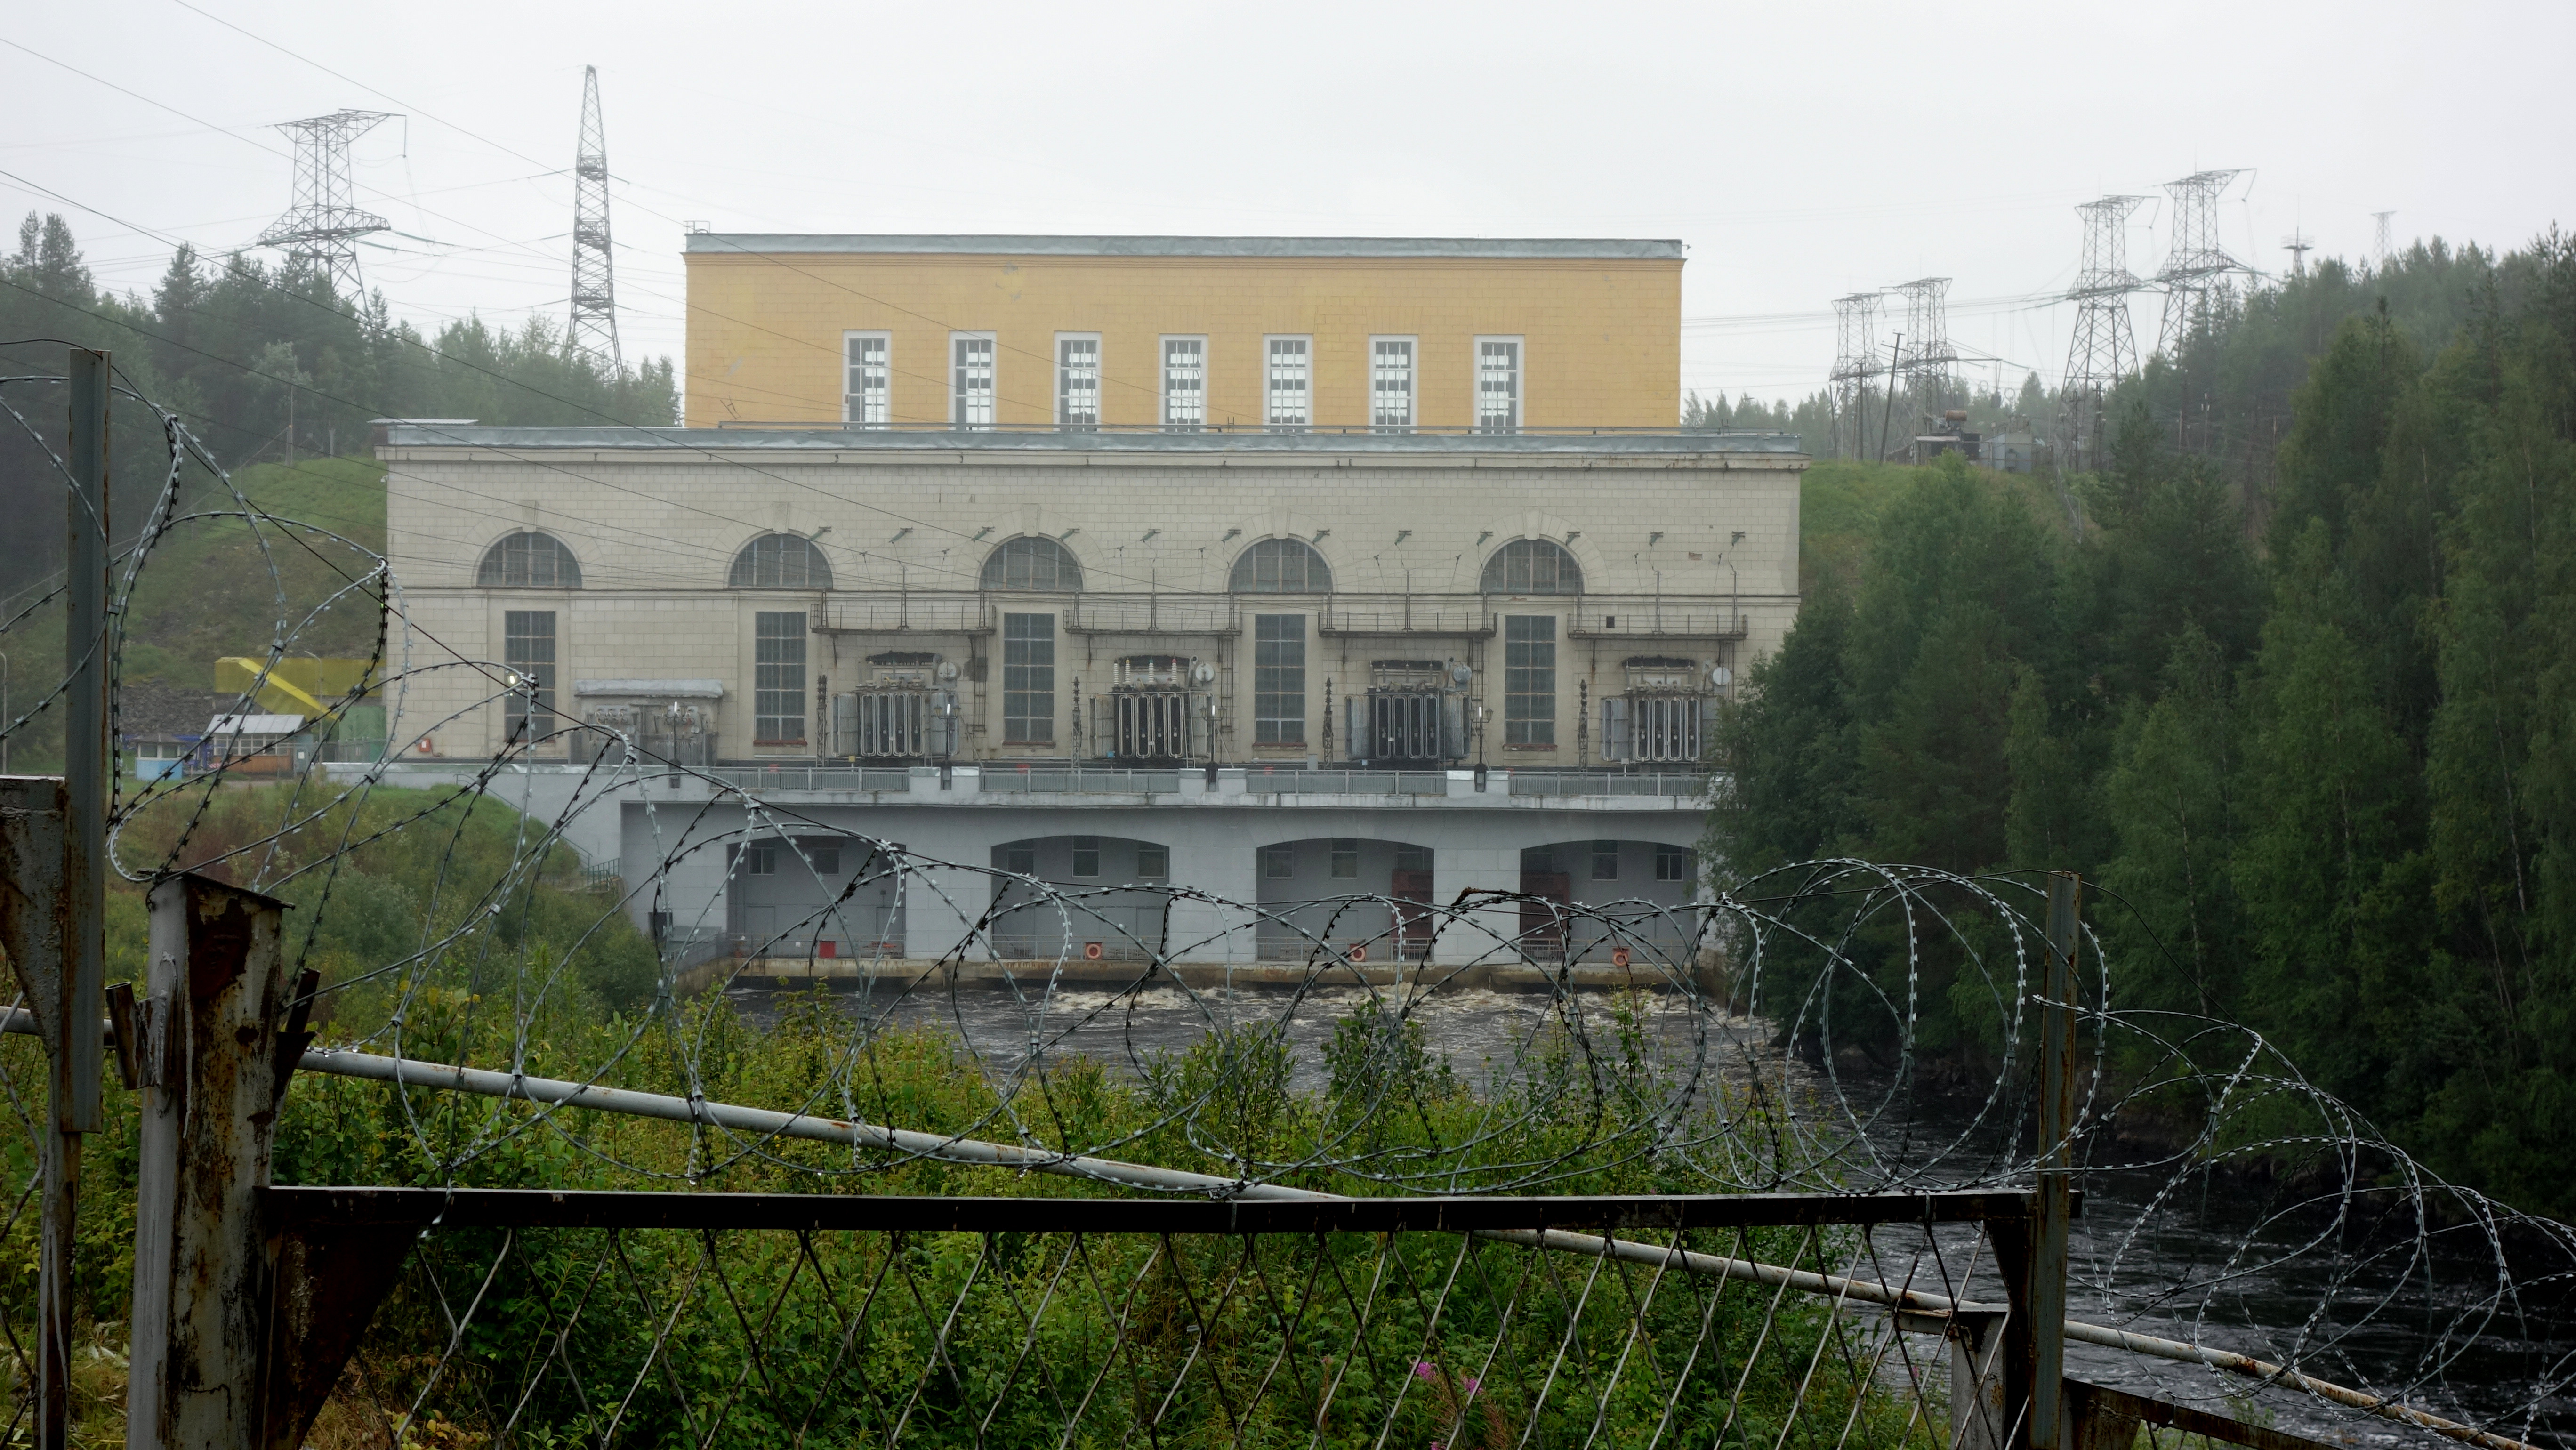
[{"xmin": 0, "ymin": 362, "xmax": 2570, "ymax": 1447}]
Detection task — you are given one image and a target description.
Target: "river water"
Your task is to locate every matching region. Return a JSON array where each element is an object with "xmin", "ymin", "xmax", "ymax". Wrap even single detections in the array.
[{"xmin": 723, "ymin": 975, "xmax": 2574, "ymax": 1446}]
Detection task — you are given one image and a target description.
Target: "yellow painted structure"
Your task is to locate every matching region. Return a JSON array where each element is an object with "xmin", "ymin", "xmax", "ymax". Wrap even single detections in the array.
[
  {"xmin": 682, "ymin": 235, "xmax": 1683, "ymax": 430},
  {"xmin": 213, "ymin": 657, "xmax": 377, "ymax": 715}
]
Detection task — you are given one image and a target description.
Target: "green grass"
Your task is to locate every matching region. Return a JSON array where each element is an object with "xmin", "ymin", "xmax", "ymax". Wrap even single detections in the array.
[
  {"xmin": 1800, "ymin": 460, "xmax": 1924, "ymax": 595},
  {"xmin": 119, "ymin": 454, "xmax": 388, "ymax": 685}
]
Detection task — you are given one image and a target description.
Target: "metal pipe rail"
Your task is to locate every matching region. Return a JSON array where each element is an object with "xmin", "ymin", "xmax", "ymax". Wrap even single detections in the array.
[
  {"xmin": 6, "ymin": 1008, "xmax": 2529, "ymax": 1450},
  {"xmin": 282, "ymin": 1043, "xmax": 2528, "ymax": 1450}
]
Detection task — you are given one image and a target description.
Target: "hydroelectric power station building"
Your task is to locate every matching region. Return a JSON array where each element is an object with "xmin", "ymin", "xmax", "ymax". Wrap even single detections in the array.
[{"xmin": 373, "ymin": 234, "xmax": 1804, "ymax": 971}]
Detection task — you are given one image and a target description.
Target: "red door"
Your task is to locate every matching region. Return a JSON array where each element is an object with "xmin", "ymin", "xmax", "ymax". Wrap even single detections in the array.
[
  {"xmin": 1520, "ymin": 870, "xmax": 1571, "ymax": 961},
  {"xmin": 1393, "ymin": 869, "xmax": 1435, "ymax": 960}
]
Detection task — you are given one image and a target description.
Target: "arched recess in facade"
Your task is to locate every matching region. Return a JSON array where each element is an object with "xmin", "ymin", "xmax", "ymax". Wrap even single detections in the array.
[
  {"xmin": 476, "ymin": 530, "xmax": 584, "ymax": 588},
  {"xmin": 1228, "ymin": 537, "xmax": 1335, "ymax": 593},
  {"xmin": 729, "ymin": 532, "xmax": 834, "ymax": 589},
  {"xmin": 726, "ymin": 833, "xmax": 906, "ymax": 959},
  {"xmin": 1478, "ymin": 537, "xmax": 1585, "ymax": 595},
  {"xmin": 1253, "ymin": 837, "xmax": 1436, "ymax": 962},
  {"xmin": 1513, "ymin": 838, "xmax": 1701, "ymax": 966},
  {"xmin": 989, "ymin": 835, "xmax": 1169, "ymax": 960},
  {"xmin": 980, "ymin": 536, "xmax": 1085, "ymax": 592}
]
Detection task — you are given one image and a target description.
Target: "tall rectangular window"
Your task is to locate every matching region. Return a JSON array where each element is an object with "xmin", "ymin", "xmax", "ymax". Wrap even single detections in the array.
[
  {"xmin": 1253, "ymin": 614, "xmax": 1307, "ymax": 745},
  {"xmin": 1656, "ymin": 844, "xmax": 1692, "ymax": 882},
  {"xmin": 1071, "ymin": 837, "xmax": 1101, "ymax": 877},
  {"xmin": 1265, "ymin": 337, "xmax": 1310, "ymax": 432},
  {"xmin": 845, "ymin": 332, "xmax": 890, "ymax": 426},
  {"xmin": 502, "ymin": 610, "xmax": 556, "ymax": 744},
  {"xmin": 1370, "ymin": 338, "xmax": 1414, "ymax": 432},
  {"xmin": 1162, "ymin": 337, "xmax": 1205, "ymax": 431},
  {"xmin": 952, "ymin": 333, "xmax": 995, "ymax": 428},
  {"xmin": 1002, "ymin": 612, "xmax": 1055, "ymax": 745},
  {"xmin": 1057, "ymin": 335, "xmax": 1100, "ymax": 427},
  {"xmin": 754, "ymin": 611, "xmax": 807, "ymax": 744},
  {"xmin": 1591, "ymin": 840, "xmax": 1620, "ymax": 880},
  {"xmin": 1504, "ymin": 614, "xmax": 1556, "ymax": 746},
  {"xmin": 1262, "ymin": 843, "xmax": 1296, "ymax": 878},
  {"xmin": 1476, "ymin": 338, "xmax": 1522, "ymax": 434},
  {"xmin": 1330, "ymin": 838, "xmax": 1360, "ymax": 879}
]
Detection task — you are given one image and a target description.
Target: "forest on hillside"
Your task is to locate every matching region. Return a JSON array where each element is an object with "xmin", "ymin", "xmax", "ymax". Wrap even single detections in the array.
[
  {"xmin": 0, "ymin": 212, "xmax": 676, "ymax": 604},
  {"xmin": 1712, "ymin": 231, "xmax": 2576, "ymax": 1216}
]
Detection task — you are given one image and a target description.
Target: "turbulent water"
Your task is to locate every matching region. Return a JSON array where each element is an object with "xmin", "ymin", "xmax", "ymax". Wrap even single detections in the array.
[{"xmin": 724, "ymin": 976, "xmax": 2572, "ymax": 1446}]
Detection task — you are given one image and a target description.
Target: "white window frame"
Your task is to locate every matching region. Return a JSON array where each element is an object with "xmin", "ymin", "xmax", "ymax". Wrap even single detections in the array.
[
  {"xmin": 1369, "ymin": 335, "xmax": 1416, "ymax": 433},
  {"xmin": 950, "ymin": 331, "xmax": 996, "ymax": 429},
  {"xmin": 1264, "ymin": 334, "xmax": 1312, "ymax": 433},
  {"xmin": 1160, "ymin": 335, "xmax": 1208, "ymax": 431},
  {"xmin": 1474, "ymin": 335, "xmax": 1524, "ymax": 434},
  {"xmin": 1055, "ymin": 332, "xmax": 1102, "ymax": 428},
  {"xmin": 843, "ymin": 330, "xmax": 891, "ymax": 427}
]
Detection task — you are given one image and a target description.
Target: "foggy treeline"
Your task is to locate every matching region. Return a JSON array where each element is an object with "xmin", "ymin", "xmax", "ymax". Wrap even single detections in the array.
[
  {"xmin": 0, "ymin": 212, "xmax": 678, "ymax": 601},
  {"xmin": 1712, "ymin": 231, "xmax": 2576, "ymax": 1216}
]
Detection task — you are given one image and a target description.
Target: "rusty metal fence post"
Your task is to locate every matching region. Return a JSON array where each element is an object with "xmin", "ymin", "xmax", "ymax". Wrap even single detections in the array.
[
  {"xmin": 127, "ymin": 874, "xmax": 296, "ymax": 1450},
  {"xmin": 0, "ymin": 348, "xmax": 116, "ymax": 1449},
  {"xmin": 1992, "ymin": 872, "xmax": 2080, "ymax": 1450}
]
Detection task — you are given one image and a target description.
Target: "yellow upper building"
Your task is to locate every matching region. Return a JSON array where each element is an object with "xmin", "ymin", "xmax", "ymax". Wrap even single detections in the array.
[{"xmin": 682, "ymin": 234, "xmax": 1683, "ymax": 431}]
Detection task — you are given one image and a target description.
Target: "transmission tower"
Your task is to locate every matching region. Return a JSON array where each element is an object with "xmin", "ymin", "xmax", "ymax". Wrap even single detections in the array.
[
  {"xmin": 1892, "ymin": 277, "xmax": 1958, "ymax": 424},
  {"xmin": 1828, "ymin": 292, "xmax": 1881, "ymax": 460},
  {"xmin": 2153, "ymin": 169, "xmax": 2248, "ymax": 357},
  {"xmin": 569, "ymin": 66, "xmax": 622, "ymax": 371},
  {"xmin": 2372, "ymin": 210, "xmax": 2395, "ymax": 270},
  {"xmin": 2281, "ymin": 229, "xmax": 2314, "ymax": 277},
  {"xmin": 256, "ymin": 110, "xmax": 394, "ymax": 298},
  {"xmin": 2061, "ymin": 194, "xmax": 2149, "ymax": 469}
]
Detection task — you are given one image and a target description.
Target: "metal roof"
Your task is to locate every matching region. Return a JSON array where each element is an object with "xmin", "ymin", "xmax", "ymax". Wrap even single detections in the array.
[
  {"xmin": 377, "ymin": 425, "xmax": 1802, "ymax": 457},
  {"xmin": 683, "ymin": 234, "xmax": 1685, "ymax": 262}
]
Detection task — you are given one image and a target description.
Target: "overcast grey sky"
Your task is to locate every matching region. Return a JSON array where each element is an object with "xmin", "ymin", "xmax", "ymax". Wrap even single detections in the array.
[{"xmin": 6, "ymin": 0, "xmax": 2569, "ymax": 411}]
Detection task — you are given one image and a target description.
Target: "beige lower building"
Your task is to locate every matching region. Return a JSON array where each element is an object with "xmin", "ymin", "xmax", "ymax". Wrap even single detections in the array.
[{"xmin": 374, "ymin": 424, "xmax": 1801, "ymax": 966}]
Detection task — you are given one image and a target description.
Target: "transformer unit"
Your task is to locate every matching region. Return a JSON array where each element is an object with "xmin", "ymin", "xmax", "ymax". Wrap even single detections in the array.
[
  {"xmin": 1600, "ymin": 656, "xmax": 1724, "ymax": 765},
  {"xmin": 831, "ymin": 651, "xmax": 958, "ymax": 760},
  {"xmin": 1349, "ymin": 659, "xmax": 1469, "ymax": 766},
  {"xmin": 569, "ymin": 679, "xmax": 723, "ymax": 766},
  {"xmin": 1094, "ymin": 654, "xmax": 1213, "ymax": 764}
]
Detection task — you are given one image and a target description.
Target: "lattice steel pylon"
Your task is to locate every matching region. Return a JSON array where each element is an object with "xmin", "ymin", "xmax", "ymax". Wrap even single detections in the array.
[
  {"xmin": 2154, "ymin": 169, "xmax": 2248, "ymax": 358},
  {"xmin": 2061, "ymin": 195, "xmax": 2149, "ymax": 469},
  {"xmin": 255, "ymin": 111, "xmax": 394, "ymax": 299},
  {"xmin": 2372, "ymin": 210, "xmax": 2395, "ymax": 270},
  {"xmin": 1828, "ymin": 292, "xmax": 1881, "ymax": 459},
  {"xmin": 1893, "ymin": 277, "xmax": 1958, "ymax": 424},
  {"xmin": 569, "ymin": 66, "xmax": 622, "ymax": 372}
]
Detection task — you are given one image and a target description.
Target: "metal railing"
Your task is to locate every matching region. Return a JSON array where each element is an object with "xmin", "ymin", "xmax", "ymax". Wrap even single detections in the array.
[
  {"xmin": 1507, "ymin": 770, "xmax": 1712, "ymax": 797},
  {"xmin": 978, "ymin": 765, "xmax": 1183, "ymax": 794},
  {"xmin": 1066, "ymin": 593, "xmax": 1236, "ymax": 635},
  {"xmin": 1243, "ymin": 768, "xmax": 1454, "ymax": 795},
  {"xmin": 711, "ymin": 765, "xmax": 917, "ymax": 792},
  {"xmin": 811, "ymin": 595, "xmax": 990, "ymax": 634},
  {"xmin": 1570, "ymin": 598, "xmax": 1749, "ymax": 638}
]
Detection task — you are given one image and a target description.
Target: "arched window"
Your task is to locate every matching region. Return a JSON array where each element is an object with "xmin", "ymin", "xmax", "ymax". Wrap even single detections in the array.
[
  {"xmin": 476, "ymin": 531, "xmax": 582, "ymax": 588},
  {"xmin": 980, "ymin": 536, "xmax": 1084, "ymax": 592},
  {"xmin": 729, "ymin": 533, "xmax": 833, "ymax": 589},
  {"xmin": 1228, "ymin": 537, "xmax": 1334, "ymax": 593},
  {"xmin": 1480, "ymin": 538, "xmax": 1584, "ymax": 595}
]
